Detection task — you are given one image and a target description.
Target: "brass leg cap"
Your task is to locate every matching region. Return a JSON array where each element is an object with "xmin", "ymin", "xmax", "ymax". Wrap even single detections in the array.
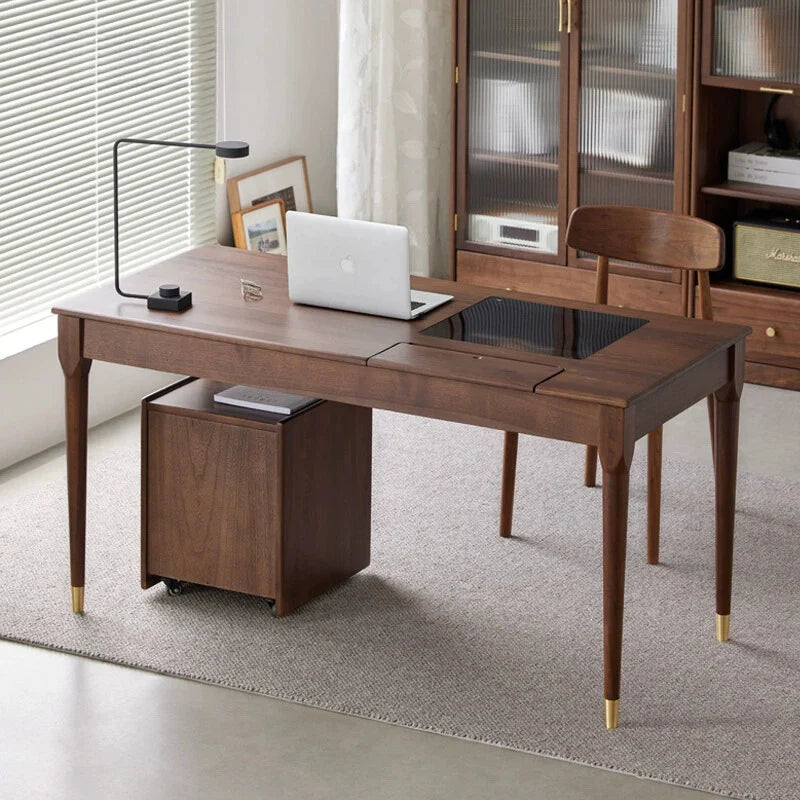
[
  {"xmin": 716, "ymin": 613, "xmax": 730, "ymax": 643},
  {"xmin": 71, "ymin": 586, "xmax": 84, "ymax": 615},
  {"xmin": 605, "ymin": 699, "xmax": 619, "ymax": 730}
]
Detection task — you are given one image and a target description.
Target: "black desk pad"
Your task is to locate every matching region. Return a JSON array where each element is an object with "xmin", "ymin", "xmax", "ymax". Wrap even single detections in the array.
[{"xmin": 420, "ymin": 296, "xmax": 648, "ymax": 360}]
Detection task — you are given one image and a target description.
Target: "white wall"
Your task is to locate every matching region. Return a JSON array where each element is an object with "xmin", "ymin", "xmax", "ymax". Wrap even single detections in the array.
[
  {"xmin": 0, "ymin": 0, "xmax": 340, "ymax": 471},
  {"xmin": 216, "ymin": 0, "xmax": 340, "ymax": 242},
  {"xmin": 0, "ymin": 339, "xmax": 182, "ymax": 471}
]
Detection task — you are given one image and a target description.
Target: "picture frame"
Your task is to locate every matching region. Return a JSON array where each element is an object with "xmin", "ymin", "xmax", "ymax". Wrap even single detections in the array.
[
  {"xmin": 227, "ymin": 155, "xmax": 313, "ymax": 218},
  {"xmin": 232, "ymin": 198, "xmax": 287, "ymax": 256}
]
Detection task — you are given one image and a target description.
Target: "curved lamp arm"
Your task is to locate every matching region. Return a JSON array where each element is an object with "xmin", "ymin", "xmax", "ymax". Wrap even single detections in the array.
[{"xmin": 112, "ymin": 137, "xmax": 249, "ymax": 308}]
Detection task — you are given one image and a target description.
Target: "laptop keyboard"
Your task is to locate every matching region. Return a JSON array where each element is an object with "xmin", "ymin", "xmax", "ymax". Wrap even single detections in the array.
[{"xmin": 411, "ymin": 301, "xmax": 425, "ymax": 311}]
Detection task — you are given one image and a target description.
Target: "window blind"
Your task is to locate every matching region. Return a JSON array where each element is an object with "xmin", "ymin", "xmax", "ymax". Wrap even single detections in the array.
[{"xmin": 0, "ymin": 0, "xmax": 216, "ymax": 341}]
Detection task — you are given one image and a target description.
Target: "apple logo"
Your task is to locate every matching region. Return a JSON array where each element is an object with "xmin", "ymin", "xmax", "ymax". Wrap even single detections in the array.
[{"xmin": 340, "ymin": 255, "xmax": 356, "ymax": 275}]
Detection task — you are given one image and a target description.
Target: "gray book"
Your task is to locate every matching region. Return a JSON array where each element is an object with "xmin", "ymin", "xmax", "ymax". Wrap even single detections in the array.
[{"xmin": 213, "ymin": 385, "xmax": 317, "ymax": 415}]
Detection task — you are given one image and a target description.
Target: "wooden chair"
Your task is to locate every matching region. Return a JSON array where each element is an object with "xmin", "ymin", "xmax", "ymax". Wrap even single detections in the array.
[{"xmin": 500, "ymin": 206, "xmax": 725, "ymax": 564}]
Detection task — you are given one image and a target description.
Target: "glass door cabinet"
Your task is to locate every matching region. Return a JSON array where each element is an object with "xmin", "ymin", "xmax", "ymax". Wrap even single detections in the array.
[
  {"xmin": 461, "ymin": 0, "xmax": 568, "ymax": 263},
  {"xmin": 571, "ymin": 0, "xmax": 685, "ymax": 277},
  {"xmin": 457, "ymin": 0, "xmax": 692, "ymax": 280}
]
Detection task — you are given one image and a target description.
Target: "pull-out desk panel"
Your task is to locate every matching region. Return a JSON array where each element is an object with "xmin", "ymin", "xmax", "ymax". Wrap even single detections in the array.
[{"xmin": 368, "ymin": 343, "xmax": 563, "ymax": 391}]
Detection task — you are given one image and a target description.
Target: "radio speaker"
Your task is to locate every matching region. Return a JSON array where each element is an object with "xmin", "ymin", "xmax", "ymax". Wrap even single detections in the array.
[{"xmin": 733, "ymin": 215, "xmax": 800, "ymax": 290}]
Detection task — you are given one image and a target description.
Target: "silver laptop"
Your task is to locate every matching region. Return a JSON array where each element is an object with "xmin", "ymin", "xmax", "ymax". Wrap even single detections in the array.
[{"xmin": 286, "ymin": 212, "xmax": 453, "ymax": 320}]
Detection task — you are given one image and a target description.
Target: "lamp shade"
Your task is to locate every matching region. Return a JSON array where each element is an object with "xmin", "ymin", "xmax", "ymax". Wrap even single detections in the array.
[{"xmin": 215, "ymin": 140, "xmax": 249, "ymax": 158}]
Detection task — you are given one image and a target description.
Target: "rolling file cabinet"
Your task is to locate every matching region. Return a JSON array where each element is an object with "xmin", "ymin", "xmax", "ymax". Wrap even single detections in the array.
[{"xmin": 141, "ymin": 378, "xmax": 372, "ymax": 616}]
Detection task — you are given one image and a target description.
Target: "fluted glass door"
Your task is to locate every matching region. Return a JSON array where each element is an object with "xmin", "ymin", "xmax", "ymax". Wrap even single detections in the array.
[
  {"xmin": 464, "ymin": 0, "xmax": 565, "ymax": 261},
  {"xmin": 574, "ymin": 0, "xmax": 680, "ymax": 272},
  {"xmin": 712, "ymin": 0, "xmax": 800, "ymax": 86}
]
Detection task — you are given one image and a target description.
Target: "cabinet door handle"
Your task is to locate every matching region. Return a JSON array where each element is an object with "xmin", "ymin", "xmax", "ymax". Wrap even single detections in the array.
[
  {"xmin": 567, "ymin": 0, "xmax": 573, "ymax": 33},
  {"xmin": 766, "ymin": 327, "xmax": 777, "ymax": 338},
  {"xmin": 558, "ymin": 0, "xmax": 564, "ymax": 32}
]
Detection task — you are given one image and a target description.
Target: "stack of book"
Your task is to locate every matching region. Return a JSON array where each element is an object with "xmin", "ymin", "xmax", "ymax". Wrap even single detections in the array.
[
  {"xmin": 729, "ymin": 143, "xmax": 800, "ymax": 191},
  {"xmin": 213, "ymin": 385, "xmax": 318, "ymax": 416}
]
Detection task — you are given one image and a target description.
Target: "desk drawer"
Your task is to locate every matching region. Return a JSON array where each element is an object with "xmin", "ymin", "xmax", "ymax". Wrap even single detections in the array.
[{"xmin": 710, "ymin": 286, "xmax": 800, "ymax": 367}]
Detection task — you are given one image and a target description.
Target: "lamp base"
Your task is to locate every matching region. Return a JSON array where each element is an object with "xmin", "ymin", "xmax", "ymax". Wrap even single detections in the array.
[{"xmin": 147, "ymin": 287, "xmax": 192, "ymax": 312}]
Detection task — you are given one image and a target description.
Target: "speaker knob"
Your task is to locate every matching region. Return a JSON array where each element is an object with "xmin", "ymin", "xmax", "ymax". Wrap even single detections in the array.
[
  {"xmin": 766, "ymin": 327, "xmax": 777, "ymax": 338},
  {"xmin": 159, "ymin": 284, "xmax": 181, "ymax": 298}
]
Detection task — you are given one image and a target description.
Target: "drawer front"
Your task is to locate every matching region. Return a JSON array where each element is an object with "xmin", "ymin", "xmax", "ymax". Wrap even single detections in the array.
[
  {"xmin": 710, "ymin": 288, "xmax": 800, "ymax": 367},
  {"xmin": 146, "ymin": 410, "xmax": 279, "ymax": 598}
]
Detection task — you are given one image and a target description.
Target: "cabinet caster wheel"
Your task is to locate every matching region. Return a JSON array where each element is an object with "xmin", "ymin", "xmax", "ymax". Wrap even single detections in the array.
[
  {"xmin": 265, "ymin": 598, "xmax": 277, "ymax": 616},
  {"xmin": 163, "ymin": 578, "xmax": 184, "ymax": 596}
]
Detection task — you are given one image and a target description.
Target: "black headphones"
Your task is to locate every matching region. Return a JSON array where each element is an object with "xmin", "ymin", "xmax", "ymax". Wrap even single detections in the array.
[{"xmin": 765, "ymin": 94, "xmax": 793, "ymax": 151}]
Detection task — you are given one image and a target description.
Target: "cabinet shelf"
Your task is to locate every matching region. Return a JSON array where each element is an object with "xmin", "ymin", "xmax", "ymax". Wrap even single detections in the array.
[
  {"xmin": 472, "ymin": 49, "xmax": 675, "ymax": 81},
  {"xmin": 471, "ymin": 151, "xmax": 558, "ymax": 170},
  {"xmin": 472, "ymin": 50, "xmax": 559, "ymax": 69},
  {"xmin": 701, "ymin": 74, "xmax": 800, "ymax": 95},
  {"xmin": 711, "ymin": 279, "xmax": 800, "ymax": 301},
  {"xmin": 584, "ymin": 59, "xmax": 676, "ymax": 81},
  {"xmin": 471, "ymin": 151, "xmax": 674, "ymax": 185},
  {"xmin": 581, "ymin": 157, "xmax": 674, "ymax": 185},
  {"xmin": 701, "ymin": 181, "xmax": 800, "ymax": 206}
]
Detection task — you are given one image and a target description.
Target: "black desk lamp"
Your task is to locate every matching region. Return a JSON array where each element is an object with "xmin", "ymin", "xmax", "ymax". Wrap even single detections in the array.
[{"xmin": 113, "ymin": 137, "xmax": 249, "ymax": 311}]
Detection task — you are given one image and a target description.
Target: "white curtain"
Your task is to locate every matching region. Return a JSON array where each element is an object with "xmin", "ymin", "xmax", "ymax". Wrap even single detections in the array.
[{"xmin": 337, "ymin": 0, "xmax": 453, "ymax": 278}]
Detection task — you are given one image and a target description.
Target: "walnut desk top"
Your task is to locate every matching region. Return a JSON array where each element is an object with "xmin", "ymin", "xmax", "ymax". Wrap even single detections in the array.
[{"xmin": 53, "ymin": 244, "xmax": 748, "ymax": 444}]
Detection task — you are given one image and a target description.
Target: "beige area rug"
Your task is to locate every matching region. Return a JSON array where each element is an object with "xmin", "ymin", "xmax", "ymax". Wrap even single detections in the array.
[{"xmin": 1, "ymin": 410, "xmax": 798, "ymax": 800}]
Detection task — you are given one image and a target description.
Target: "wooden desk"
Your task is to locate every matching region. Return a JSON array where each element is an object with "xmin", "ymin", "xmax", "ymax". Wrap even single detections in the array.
[{"xmin": 53, "ymin": 245, "xmax": 749, "ymax": 728}]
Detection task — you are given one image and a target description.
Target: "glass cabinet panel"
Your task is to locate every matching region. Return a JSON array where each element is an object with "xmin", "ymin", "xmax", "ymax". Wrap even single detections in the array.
[
  {"xmin": 577, "ymin": 0, "xmax": 678, "ymax": 218},
  {"xmin": 712, "ymin": 0, "xmax": 800, "ymax": 85},
  {"xmin": 465, "ymin": 0, "xmax": 563, "ymax": 257}
]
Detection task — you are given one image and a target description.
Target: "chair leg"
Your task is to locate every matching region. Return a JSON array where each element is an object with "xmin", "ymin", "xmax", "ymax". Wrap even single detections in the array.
[
  {"xmin": 500, "ymin": 432, "xmax": 519, "ymax": 538},
  {"xmin": 647, "ymin": 428, "xmax": 663, "ymax": 565},
  {"xmin": 585, "ymin": 445, "xmax": 598, "ymax": 487},
  {"xmin": 707, "ymin": 395, "xmax": 716, "ymax": 470}
]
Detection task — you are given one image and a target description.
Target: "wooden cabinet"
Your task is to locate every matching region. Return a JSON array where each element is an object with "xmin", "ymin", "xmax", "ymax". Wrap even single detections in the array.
[
  {"xmin": 571, "ymin": 0, "xmax": 690, "ymax": 220},
  {"xmin": 454, "ymin": 0, "xmax": 800, "ymax": 389},
  {"xmin": 141, "ymin": 379, "xmax": 373, "ymax": 616},
  {"xmin": 692, "ymin": 0, "xmax": 800, "ymax": 389},
  {"xmin": 456, "ymin": 0, "xmax": 692, "ymax": 286},
  {"xmin": 459, "ymin": 0, "xmax": 568, "ymax": 262}
]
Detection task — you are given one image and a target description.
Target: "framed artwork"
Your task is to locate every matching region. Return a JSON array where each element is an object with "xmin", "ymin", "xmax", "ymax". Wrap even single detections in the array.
[
  {"xmin": 232, "ymin": 199, "xmax": 287, "ymax": 256},
  {"xmin": 227, "ymin": 155, "xmax": 312, "ymax": 218}
]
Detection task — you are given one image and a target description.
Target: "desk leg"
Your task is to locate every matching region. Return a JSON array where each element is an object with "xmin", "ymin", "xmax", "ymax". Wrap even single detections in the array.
[
  {"xmin": 58, "ymin": 316, "xmax": 92, "ymax": 614},
  {"xmin": 599, "ymin": 409, "xmax": 634, "ymax": 729},
  {"xmin": 713, "ymin": 342, "xmax": 744, "ymax": 643}
]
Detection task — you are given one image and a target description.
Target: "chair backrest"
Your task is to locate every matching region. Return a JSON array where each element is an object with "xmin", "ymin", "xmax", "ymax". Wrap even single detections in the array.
[
  {"xmin": 566, "ymin": 205, "xmax": 725, "ymax": 272},
  {"xmin": 566, "ymin": 205, "xmax": 724, "ymax": 320}
]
